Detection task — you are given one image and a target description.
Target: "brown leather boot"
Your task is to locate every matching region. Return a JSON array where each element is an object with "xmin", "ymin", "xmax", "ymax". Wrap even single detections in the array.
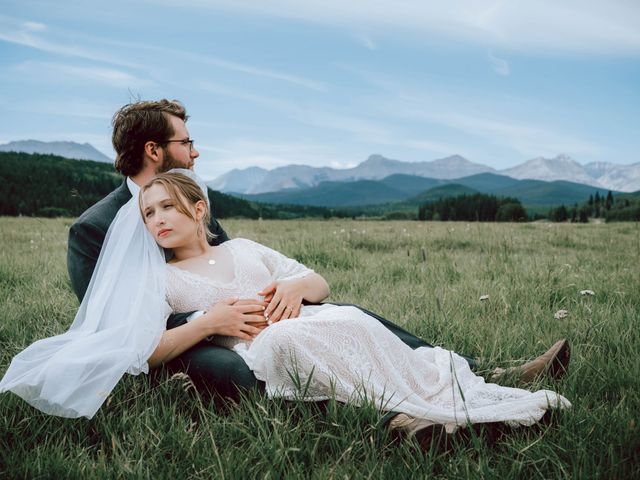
[{"xmin": 491, "ymin": 339, "xmax": 570, "ymax": 384}]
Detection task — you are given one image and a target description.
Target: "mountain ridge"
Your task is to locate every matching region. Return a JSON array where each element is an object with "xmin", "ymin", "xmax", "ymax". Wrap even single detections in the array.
[
  {"xmin": 236, "ymin": 172, "xmax": 619, "ymax": 209},
  {"xmin": 208, "ymin": 154, "xmax": 496, "ymax": 194},
  {"xmin": 209, "ymin": 153, "xmax": 640, "ymax": 193},
  {"xmin": 0, "ymin": 140, "xmax": 112, "ymax": 163}
]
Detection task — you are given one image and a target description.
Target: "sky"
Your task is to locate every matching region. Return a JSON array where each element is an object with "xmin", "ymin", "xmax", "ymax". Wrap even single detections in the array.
[{"xmin": 1, "ymin": 0, "xmax": 639, "ymax": 181}]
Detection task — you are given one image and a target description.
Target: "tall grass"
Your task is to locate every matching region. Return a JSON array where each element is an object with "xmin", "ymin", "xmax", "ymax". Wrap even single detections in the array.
[{"xmin": 1, "ymin": 217, "xmax": 638, "ymax": 478}]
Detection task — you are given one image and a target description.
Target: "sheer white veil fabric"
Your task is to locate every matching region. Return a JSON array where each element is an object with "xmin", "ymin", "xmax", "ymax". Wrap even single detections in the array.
[{"xmin": 0, "ymin": 168, "xmax": 205, "ymax": 419}]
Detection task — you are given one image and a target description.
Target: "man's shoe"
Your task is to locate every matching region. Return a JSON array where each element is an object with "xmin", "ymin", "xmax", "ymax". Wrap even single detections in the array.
[
  {"xmin": 388, "ymin": 413, "xmax": 452, "ymax": 452},
  {"xmin": 491, "ymin": 339, "xmax": 570, "ymax": 384}
]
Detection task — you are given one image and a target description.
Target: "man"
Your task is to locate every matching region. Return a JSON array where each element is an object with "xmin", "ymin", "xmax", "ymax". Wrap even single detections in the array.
[{"xmin": 68, "ymin": 99, "xmax": 569, "ymax": 438}]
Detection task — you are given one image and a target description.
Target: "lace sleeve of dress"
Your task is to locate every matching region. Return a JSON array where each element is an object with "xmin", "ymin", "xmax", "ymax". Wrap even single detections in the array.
[{"xmin": 237, "ymin": 238, "xmax": 314, "ymax": 282}]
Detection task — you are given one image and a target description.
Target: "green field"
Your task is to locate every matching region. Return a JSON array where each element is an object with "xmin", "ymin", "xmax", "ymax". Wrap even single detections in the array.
[{"xmin": 1, "ymin": 217, "xmax": 639, "ymax": 478}]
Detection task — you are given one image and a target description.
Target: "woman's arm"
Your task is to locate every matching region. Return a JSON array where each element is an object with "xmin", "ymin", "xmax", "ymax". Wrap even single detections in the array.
[{"xmin": 147, "ymin": 298, "xmax": 267, "ymax": 368}]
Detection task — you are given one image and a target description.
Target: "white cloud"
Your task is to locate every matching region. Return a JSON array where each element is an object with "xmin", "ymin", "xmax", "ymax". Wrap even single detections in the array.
[
  {"xmin": 183, "ymin": 51, "xmax": 327, "ymax": 92},
  {"xmin": 22, "ymin": 21, "xmax": 46, "ymax": 31},
  {"xmin": 194, "ymin": 79, "xmax": 466, "ymax": 159},
  {"xmin": 15, "ymin": 99, "xmax": 114, "ymax": 120},
  {"xmin": 193, "ymin": 138, "xmax": 364, "ymax": 179},
  {"xmin": 330, "ymin": 160, "xmax": 358, "ymax": 169},
  {"xmin": 446, "ymin": 112, "xmax": 600, "ymax": 157},
  {"xmin": 303, "ymin": 110, "xmax": 391, "ymax": 140},
  {"xmin": 179, "ymin": 0, "xmax": 640, "ymax": 56},
  {"xmin": 388, "ymin": 138, "xmax": 469, "ymax": 157},
  {"xmin": 13, "ymin": 61, "xmax": 153, "ymax": 89},
  {"xmin": 488, "ymin": 51, "xmax": 509, "ymax": 76},
  {"xmin": 0, "ymin": 15, "xmax": 141, "ymax": 69},
  {"xmin": 418, "ymin": 109, "xmax": 602, "ymax": 159},
  {"xmin": 340, "ymin": 70, "xmax": 604, "ymax": 162},
  {"xmin": 196, "ymin": 80, "xmax": 302, "ymax": 113},
  {"xmin": 353, "ymin": 32, "xmax": 376, "ymax": 50},
  {"xmin": 0, "ymin": 14, "xmax": 326, "ymax": 91}
]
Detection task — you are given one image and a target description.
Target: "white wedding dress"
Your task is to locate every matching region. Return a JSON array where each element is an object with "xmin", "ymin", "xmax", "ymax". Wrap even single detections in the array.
[{"xmin": 167, "ymin": 238, "xmax": 570, "ymax": 432}]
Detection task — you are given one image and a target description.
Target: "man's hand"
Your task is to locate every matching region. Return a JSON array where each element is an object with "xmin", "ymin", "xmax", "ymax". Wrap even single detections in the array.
[
  {"xmin": 259, "ymin": 279, "xmax": 305, "ymax": 323},
  {"xmin": 196, "ymin": 298, "xmax": 267, "ymax": 340}
]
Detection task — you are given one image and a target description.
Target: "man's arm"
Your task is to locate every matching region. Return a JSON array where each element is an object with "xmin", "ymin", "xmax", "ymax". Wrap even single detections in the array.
[{"xmin": 67, "ymin": 220, "xmax": 105, "ymax": 302}]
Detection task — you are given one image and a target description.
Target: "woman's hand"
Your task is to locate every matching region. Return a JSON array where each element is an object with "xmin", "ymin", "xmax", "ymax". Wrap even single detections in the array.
[
  {"xmin": 259, "ymin": 279, "xmax": 305, "ymax": 323},
  {"xmin": 197, "ymin": 297, "xmax": 267, "ymax": 340},
  {"xmin": 259, "ymin": 274, "xmax": 330, "ymax": 323},
  {"xmin": 148, "ymin": 298, "xmax": 267, "ymax": 368}
]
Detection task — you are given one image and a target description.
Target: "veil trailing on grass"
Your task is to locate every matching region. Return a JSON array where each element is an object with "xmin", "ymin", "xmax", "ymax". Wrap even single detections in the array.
[{"xmin": 0, "ymin": 169, "xmax": 206, "ymax": 419}]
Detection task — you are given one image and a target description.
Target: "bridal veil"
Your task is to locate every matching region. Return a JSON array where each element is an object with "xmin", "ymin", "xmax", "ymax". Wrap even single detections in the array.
[{"xmin": 0, "ymin": 169, "xmax": 206, "ymax": 418}]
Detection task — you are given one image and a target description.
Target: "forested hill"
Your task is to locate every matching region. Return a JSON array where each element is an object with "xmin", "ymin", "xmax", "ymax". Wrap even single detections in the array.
[
  {"xmin": 0, "ymin": 151, "xmax": 339, "ymax": 219},
  {"xmin": 0, "ymin": 151, "xmax": 122, "ymax": 217}
]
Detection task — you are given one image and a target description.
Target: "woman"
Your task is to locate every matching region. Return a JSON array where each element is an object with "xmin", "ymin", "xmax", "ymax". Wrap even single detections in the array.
[{"xmin": 139, "ymin": 172, "xmax": 570, "ymax": 433}]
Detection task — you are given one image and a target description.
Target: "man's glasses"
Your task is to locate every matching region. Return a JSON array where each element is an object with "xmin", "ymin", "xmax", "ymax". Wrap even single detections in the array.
[{"xmin": 162, "ymin": 138, "xmax": 195, "ymax": 152}]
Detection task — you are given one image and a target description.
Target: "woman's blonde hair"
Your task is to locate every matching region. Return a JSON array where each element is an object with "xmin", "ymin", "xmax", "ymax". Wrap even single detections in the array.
[{"xmin": 139, "ymin": 172, "xmax": 215, "ymax": 242}]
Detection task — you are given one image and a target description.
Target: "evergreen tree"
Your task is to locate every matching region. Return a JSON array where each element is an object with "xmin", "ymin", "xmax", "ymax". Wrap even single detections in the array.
[
  {"xmin": 496, "ymin": 202, "xmax": 527, "ymax": 222},
  {"xmin": 578, "ymin": 205, "xmax": 589, "ymax": 223},
  {"xmin": 550, "ymin": 204, "xmax": 569, "ymax": 222},
  {"xmin": 418, "ymin": 193, "xmax": 526, "ymax": 222},
  {"xmin": 605, "ymin": 191, "xmax": 613, "ymax": 210}
]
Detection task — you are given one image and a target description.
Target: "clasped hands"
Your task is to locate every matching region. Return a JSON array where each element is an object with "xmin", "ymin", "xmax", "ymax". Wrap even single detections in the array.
[{"xmin": 202, "ymin": 279, "xmax": 304, "ymax": 340}]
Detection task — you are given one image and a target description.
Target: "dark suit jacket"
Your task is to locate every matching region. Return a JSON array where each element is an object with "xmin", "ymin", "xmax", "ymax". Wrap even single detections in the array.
[{"xmin": 67, "ymin": 180, "xmax": 229, "ymax": 311}]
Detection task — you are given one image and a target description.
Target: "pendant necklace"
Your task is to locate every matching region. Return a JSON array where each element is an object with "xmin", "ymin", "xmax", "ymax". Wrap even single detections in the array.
[{"xmin": 198, "ymin": 249, "xmax": 216, "ymax": 266}]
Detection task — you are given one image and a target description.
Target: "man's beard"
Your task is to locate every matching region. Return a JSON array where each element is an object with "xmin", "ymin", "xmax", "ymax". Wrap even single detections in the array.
[{"xmin": 159, "ymin": 150, "xmax": 192, "ymax": 173}]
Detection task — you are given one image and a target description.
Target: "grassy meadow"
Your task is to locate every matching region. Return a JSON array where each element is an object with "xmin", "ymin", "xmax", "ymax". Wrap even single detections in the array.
[{"xmin": 1, "ymin": 217, "xmax": 639, "ymax": 478}]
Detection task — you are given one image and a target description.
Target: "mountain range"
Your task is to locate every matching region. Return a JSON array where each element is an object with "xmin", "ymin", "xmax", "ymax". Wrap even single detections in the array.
[
  {"xmin": 209, "ymin": 154, "xmax": 640, "ymax": 194},
  {"xmin": 0, "ymin": 140, "xmax": 111, "ymax": 163},
  {"xmin": 3, "ymin": 141, "xmax": 638, "ymax": 196},
  {"xmin": 234, "ymin": 172, "xmax": 618, "ymax": 209}
]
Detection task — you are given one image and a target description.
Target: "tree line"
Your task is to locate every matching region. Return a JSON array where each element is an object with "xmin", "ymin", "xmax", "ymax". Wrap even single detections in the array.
[
  {"xmin": 418, "ymin": 193, "xmax": 527, "ymax": 222},
  {"xmin": 547, "ymin": 190, "xmax": 640, "ymax": 222},
  {"xmin": 0, "ymin": 152, "xmax": 122, "ymax": 217},
  {"xmin": 0, "ymin": 152, "xmax": 354, "ymax": 219}
]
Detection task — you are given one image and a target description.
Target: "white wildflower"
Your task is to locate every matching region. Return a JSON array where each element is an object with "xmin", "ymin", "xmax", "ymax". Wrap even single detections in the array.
[
  {"xmin": 580, "ymin": 290, "xmax": 595, "ymax": 296},
  {"xmin": 554, "ymin": 309, "xmax": 569, "ymax": 319}
]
